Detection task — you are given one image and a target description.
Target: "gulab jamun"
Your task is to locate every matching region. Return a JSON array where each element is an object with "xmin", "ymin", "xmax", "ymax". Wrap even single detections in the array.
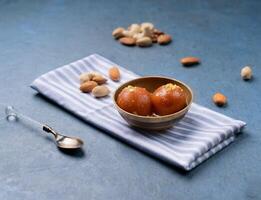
[
  {"xmin": 117, "ymin": 86, "xmax": 152, "ymax": 116},
  {"xmin": 151, "ymin": 83, "xmax": 187, "ymax": 115}
]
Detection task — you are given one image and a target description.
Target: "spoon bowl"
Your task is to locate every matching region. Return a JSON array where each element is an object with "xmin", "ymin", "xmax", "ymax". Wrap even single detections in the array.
[
  {"xmin": 56, "ymin": 135, "xmax": 84, "ymax": 149},
  {"xmin": 43, "ymin": 125, "xmax": 84, "ymax": 149}
]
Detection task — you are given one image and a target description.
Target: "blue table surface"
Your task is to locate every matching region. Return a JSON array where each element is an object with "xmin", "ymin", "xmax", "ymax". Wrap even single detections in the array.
[{"xmin": 0, "ymin": 0, "xmax": 260, "ymax": 199}]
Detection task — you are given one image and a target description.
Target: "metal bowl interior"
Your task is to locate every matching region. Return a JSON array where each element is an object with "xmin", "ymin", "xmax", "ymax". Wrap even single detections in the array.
[{"xmin": 113, "ymin": 76, "xmax": 193, "ymax": 130}]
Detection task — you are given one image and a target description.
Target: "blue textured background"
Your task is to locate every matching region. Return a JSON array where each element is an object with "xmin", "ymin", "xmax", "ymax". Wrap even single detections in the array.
[{"xmin": 0, "ymin": 0, "xmax": 260, "ymax": 199}]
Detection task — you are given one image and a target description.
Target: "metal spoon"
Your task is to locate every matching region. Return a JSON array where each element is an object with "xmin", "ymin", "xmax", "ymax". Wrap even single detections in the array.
[{"xmin": 5, "ymin": 106, "xmax": 84, "ymax": 149}]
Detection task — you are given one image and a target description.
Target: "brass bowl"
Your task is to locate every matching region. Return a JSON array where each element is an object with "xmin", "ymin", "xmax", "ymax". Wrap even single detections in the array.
[{"xmin": 113, "ymin": 76, "xmax": 193, "ymax": 131}]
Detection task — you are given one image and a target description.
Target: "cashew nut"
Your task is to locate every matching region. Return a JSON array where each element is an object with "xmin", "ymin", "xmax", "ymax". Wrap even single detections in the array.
[
  {"xmin": 241, "ymin": 66, "xmax": 252, "ymax": 80},
  {"xmin": 141, "ymin": 22, "xmax": 154, "ymax": 31}
]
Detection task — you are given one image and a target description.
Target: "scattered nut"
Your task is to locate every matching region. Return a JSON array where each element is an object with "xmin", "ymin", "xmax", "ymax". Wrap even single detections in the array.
[
  {"xmin": 133, "ymin": 32, "xmax": 144, "ymax": 40},
  {"xmin": 141, "ymin": 22, "xmax": 154, "ymax": 31},
  {"xmin": 157, "ymin": 34, "xmax": 172, "ymax": 45},
  {"xmin": 113, "ymin": 23, "xmax": 171, "ymax": 47},
  {"xmin": 92, "ymin": 85, "xmax": 110, "ymax": 97},
  {"xmin": 180, "ymin": 57, "xmax": 200, "ymax": 66},
  {"xmin": 213, "ymin": 93, "xmax": 227, "ymax": 107},
  {"xmin": 151, "ymin": 34, "xmax": 158, "ymax": 43},
  {"xmin": 136, "ymin": 37, "xmax": 152, "ymax": 47},
  {"xmin": 79, "ymin": 72, "xmax": 109, "ymax": 97},
  {"xmin": 122, "ymin": 30, "xmax": 135, "ymax": 38},
  {"xmin": 119, "ymin": 37, "xmax": 136, "ymax": 46},
  {"xmin": 241, "ymin": 66, "xmax": 252, "ymax": 80},
  {"xmin": 79, "ymin": 73, "xmax": 92, "ymax": 84},
  {"xmin": 92, "ymin": 74, "xmax": 107, "ymax": 85},
  {"xmin": 112, "ymin": 27, "xmax": 125, "ymax": 39},
  {"xmin": 153, "ymin": 28, "xmax": 164, "ymax": 35},
  {"xmin": 89, "ymin": 72, "xmax": 102, "ymax": 79},
  {"xmin": 141, "ymin": 26, "xmax": 153, "ymax": 38},
  {"xmin": 79, "ymin": 72, "xmax": 103, "ymax": 83},
  {"xmin": 128, "ymin": 24, "xmax": 141, "ymax": 34},
  {"xmin": 109, "ymin": 66, "xmax": 121, "ymax": 81},
  {"xmin": 80, "ymin": 81, "xmax": 98, "ymax": 93}
]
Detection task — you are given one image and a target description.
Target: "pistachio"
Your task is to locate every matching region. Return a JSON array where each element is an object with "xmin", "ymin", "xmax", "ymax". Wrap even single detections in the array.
[
  {"xmin": 136, "ymin": 37, "xmax": 152, "ymax": 47},
  {"xmin": 241, "ymin": 66, "xmax": 252, "ymax": 80},
  {"xmin": 80, "ymin": 81, "xmax": 98, "ymax": 93},
  {"xmin": 92, "ymin": 85, "xmax": 110, "ymax": 97}
]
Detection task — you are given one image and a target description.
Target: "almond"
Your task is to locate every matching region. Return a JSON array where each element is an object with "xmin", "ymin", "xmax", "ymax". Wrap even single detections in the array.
[
  {"xmin": 212, "ymin": 93, "xmax": 227, "ymax": 107},
  {"xmin": 157, "ymin": 34, "xmax": 172, "ymax": 45},
  {"xmin": 92, "ymin": 85, "xmax": 110, "ymax": 97},
  {"xmin": 89, "ymin": 72, "xmax": 102, "ymax": 79},
  {"xmin": 180, "ymin": 57, "xmax": 200, "ymax": 66},
  {"xmin": 112, "ymin": 27, "xmax": 125, "ymax": 39},
  {"xmin": 79, "ymin": 72, "xmax": 103, "ymax": 83},
  {"xmin": 153, "ymin": 29, "xmax": 164, "ymax": 35},
  {"xmin": 136, "ymin": 37, "xmax": 152, "ymax": 47},
  {"xmin": 79, "ymin": 73, "xmax": 92, "ymax": 84},
  {"xmin": 151, "ymin": 35, "xmax": 158, "ymax": 43},
  {"xmin": 92, "ymin": 75, "xmax": 107, "ymax": 85},
  {"xmin": 109, "ymin": 66, "xmax": 120, "ymax": 81},
  {"xmin": 80, "ymin": 81, "xmax": 98, "ymax": 93},
  {"xmin": 119, "ymin": 37, "xmax": 136, "ymax": 46}
]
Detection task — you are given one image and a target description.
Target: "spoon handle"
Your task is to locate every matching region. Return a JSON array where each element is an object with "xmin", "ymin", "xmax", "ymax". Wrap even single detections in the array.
[
  {"xmin": 42, "ymin": 125, "xmax": 58, "ymax": 137},
  {"xmin": 6, "ymin": 105, "xmax": 40, "ymax": 122},
  {"xmin": 5, "ymin": 106, "xmax": 61, "ymax": 138},
  {"xmin": 5, "ymin": 106, "xmax": 46, "ymax": 132}
]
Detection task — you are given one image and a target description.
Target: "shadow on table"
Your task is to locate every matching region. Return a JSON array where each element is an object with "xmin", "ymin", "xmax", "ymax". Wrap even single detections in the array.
[
  {"xmin": 58, "ymin": 147, "xmax": 85, "ymax": 158},
  {"xmin": 33, "ymin": 93, "xmax": 249, "ymax": 177}
]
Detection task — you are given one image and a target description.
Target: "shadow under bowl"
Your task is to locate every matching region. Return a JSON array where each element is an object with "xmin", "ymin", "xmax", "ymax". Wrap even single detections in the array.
[{"xmin": 113, "ymin": 76, "xmax": 193, "ymax": 131}]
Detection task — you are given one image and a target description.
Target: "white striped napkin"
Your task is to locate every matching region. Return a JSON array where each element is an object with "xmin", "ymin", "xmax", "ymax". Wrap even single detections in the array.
[{"xmin": 31, "ymin": 54, "xmax": 246, "ymax": 170}]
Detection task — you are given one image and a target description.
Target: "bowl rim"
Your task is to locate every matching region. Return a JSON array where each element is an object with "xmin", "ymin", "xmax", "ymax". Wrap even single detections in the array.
[{"xmin": 113, "ymin": 76, "xmax": 193, "ymax": 119}]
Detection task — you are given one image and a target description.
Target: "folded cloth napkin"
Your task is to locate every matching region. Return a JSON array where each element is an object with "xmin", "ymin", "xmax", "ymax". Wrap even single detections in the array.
[{"xmin": 31, "ymin": 54, "xmax": 246, "ymax": 170}]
